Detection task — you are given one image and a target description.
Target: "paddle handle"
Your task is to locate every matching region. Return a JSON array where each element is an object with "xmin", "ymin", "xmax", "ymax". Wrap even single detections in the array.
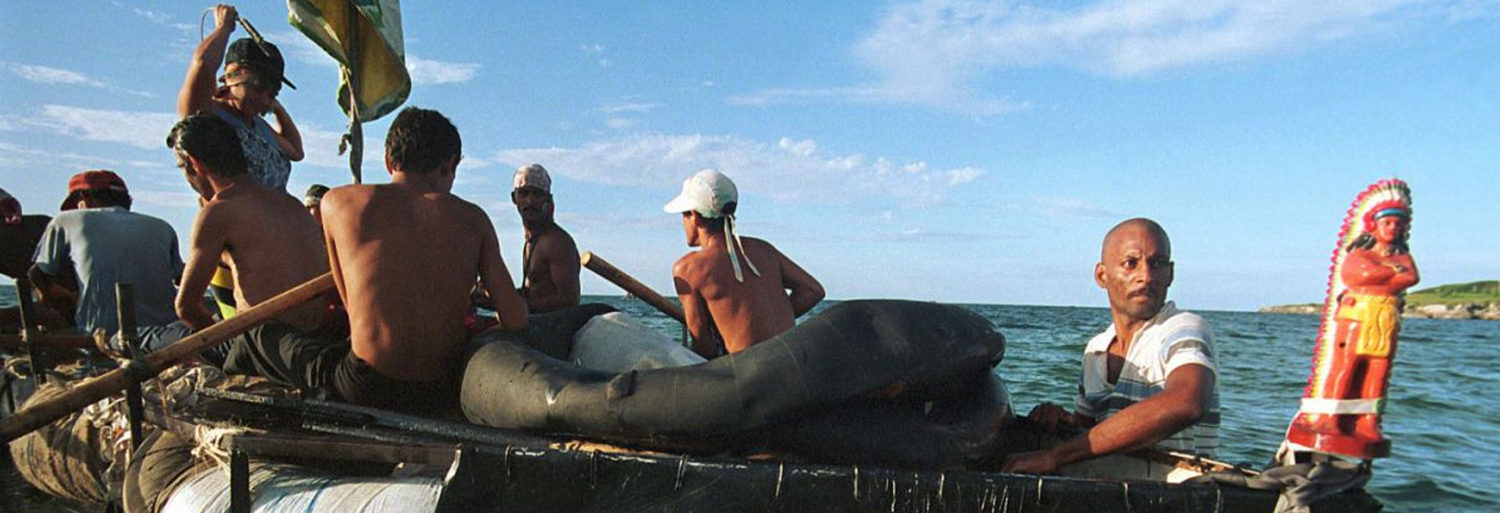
[
  {"xmin": 580, "ymin": 251, "xmax": 684, "ymax": 323},
  {"xmin": 0, "ymin": 273, "xmax": 335, "ymax": 444}
]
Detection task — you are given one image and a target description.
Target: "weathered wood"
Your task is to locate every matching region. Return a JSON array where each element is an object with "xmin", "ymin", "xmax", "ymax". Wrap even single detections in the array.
[
  {"xmin": 580, "ymin": 251, "xmax": 684, "ymax": 323},
  {"xmin": 0, "ymin": 273, "xmax": 334, "ymax": 444},
  {"xmin": 0, "ymin": 333, "xmax": 95, "ymax": 352}
]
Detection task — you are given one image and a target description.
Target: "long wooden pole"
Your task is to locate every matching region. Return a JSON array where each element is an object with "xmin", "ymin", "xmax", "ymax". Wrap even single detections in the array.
[
  {"xmin": 0, "ymin": 273, "xmax": 334, "ymax": 444},
  {"xmin": 579, "ymin": 251, "xmax": 684, "ymax": 323}
]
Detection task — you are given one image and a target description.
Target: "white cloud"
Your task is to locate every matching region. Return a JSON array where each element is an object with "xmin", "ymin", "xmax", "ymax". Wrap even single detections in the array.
[
  {"xmin": 9, "ymin": 64, "xmax": 93, "ymax": 85},
  {"xmin": 581, "ymin": 44, "xmax": 606, "ymax": 54},
  {"xmin": 133, "ymin": 190, "xmax": 202, "ymax": 209},
  {"xmin": 4, "ymin": 63, "xmax": 154, "ymax": 98},
  {"xmin": 15, "ymin": 105, "xmax": 178, "ymax": 149},
  {"xmin": 132, "ymin": 8, "xmax": 171, "ymax": 24},
  {"xmin": 0, "ymin": 141, "xmax": 123, "ymax": 170},
  {"xmin": 491, "ymin": 133, "xmax": 985, "ymax": 206},
  {"xmin": 1032, "ymin": 195, "xmax": 1118, "ymax": 220},
  {"xmin": 601, "ymin": 102, "xmax": 662, "ymax": 114},
  {"xmin": 741, "ymin": 0, "xmax": 1478, "ymax": 114},
  {"xmin": 777, "ymin": 137, "xmax": 818, "ymax": 158},
  {"xmin": 406, "ymin": 55, "xmax": 481, "ymax": 85},
  {"xmin": 604, "ymin": 118, "xmax": 638, "ymax": 130}
]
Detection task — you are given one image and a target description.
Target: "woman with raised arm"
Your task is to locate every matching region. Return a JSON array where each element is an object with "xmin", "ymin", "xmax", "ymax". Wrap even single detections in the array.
[{"xmin": 178, "ymin": 4, "xmax": 303, "ymax": 192}]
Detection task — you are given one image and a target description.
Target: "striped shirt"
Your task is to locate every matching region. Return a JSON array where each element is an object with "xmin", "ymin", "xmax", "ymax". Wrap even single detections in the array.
[{"xmin": 1075, "ymin": 302, "xmax": 1220, "ymax": 456}]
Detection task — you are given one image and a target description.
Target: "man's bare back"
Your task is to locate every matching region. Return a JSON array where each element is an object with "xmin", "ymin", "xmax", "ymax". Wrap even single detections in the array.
[
  {"xmin": 674, "ymin": 236, "xmax": 822, "ymax": 355},
  {"xmin": 323, "ymin": 182, "xmax": 526, "ymax": 381},
  {"xmin": 178, "ymin": 183, "xmax": 327, "ymax": 331}
]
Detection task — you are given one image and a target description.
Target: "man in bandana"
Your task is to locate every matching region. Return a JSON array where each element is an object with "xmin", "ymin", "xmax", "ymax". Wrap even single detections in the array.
[
  {"xmin": 509, "ymin": 164, "xmax": 580, "ymax": 313},
  {"xmin": 664, "ymin": 170, "xmax": 824, "ymax": 358}
]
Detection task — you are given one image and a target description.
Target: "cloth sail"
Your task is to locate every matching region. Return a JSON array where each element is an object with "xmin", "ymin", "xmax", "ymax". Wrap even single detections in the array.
[{"xmin": 287, "ymin": 0, "xmax": 410, "ymax": 121}]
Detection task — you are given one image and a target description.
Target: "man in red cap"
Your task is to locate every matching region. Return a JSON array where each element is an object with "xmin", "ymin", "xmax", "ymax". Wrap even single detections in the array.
[{"xmin": 29, "ymin": 171, "xmax": 184, "ymax": 338}]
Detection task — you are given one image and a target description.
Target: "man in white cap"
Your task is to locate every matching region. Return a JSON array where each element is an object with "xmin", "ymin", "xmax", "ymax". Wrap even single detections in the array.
[
  {"xmin": 664, "ymin": 169, "xmax": 824, "ymax": 357},
  {"xmin": 506, "ymin": 163, "xmax": 580, "ymax": 313}
]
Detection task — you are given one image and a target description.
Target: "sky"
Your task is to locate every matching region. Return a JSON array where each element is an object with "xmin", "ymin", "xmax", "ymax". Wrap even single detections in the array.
[{"xmin": 1, "ymin": 1, "xmax": 1496, "ymax": 311}]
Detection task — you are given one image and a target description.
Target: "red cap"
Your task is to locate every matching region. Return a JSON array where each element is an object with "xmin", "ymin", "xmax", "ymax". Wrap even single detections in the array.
[{"xmin": 61, "ymin": 170, "xmax": 128, "ymax": 211}]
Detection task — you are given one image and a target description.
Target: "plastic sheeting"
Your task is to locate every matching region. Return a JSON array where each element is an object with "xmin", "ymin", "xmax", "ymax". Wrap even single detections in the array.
[
  {"xmin": 568, "ymin": 312, "xmax": 705, "ymax": 372},
  {"xmin": 159, "ymin": 463, "xmax": 441, "ymax": 513}
]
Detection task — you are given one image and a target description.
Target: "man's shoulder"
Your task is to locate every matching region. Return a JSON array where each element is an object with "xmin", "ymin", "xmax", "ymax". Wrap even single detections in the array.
[
  {"xmin": 1155, "ymin": 305, "xmax": 1210, "ymax": 332},
  {"xmin": 535, "ymin": 225, "xmax": 578, "ymax": 250},
  {"xmin": 1144, "ymin": 304, "xmax": 1214, "ymax": 347},
  {"xmin": 673, "ymin": 250, "xmax": 717, "ymax": 277}
]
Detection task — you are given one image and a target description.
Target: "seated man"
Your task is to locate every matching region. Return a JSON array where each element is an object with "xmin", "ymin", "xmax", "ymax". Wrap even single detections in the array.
[
  {"xmin": 29, "ymin": 171, "xmax": 183, "ymax": 339},
  {"xmin": 303, "ymin": 184, "xmax": 330, "ymax": 223},
  {"xmin": 665, "ymin": 170, "xmax": 824, "ymax": 357},
  {"xmin": 167, "ymin": 114, "xmax": 332, "ymax": 356},
  {"xmin": 1, "ymin": 187, "xmax": 72, "ymax": 330},
  {"xmin": 313, "ymin": 106, "xmax": 527, "ymax": 414},
  {"xmin": 1004, "ymin": 218, "xmax": 1219, "ymax": 481},
  {"xmin": 510, "ymin": 163, "xmax": 580, "ymax": 313}
]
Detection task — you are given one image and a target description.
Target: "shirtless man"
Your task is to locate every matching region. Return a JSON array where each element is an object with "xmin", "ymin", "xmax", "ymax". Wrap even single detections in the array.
[
  {"xmin": 665, "ymin": 170, "xmax": 824, "ymax": 357},
  {"xmin": 316, "ymin": 107, "xmax": 527, "ymax": 413},
  {"xmin": 510, "ymin": 164, "xmax": 580, "ymax": 313},
  {"xmin": 1004, "ymin": 219, "xmax": 1219, "ymax": 479},
  {"xmin": 167, "ymin": 114, "xmax": 329, "ymax": 337}
]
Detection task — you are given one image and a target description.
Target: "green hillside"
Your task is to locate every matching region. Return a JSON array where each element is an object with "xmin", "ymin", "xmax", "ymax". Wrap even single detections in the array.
[{"xmin": 1405, "ymin": 280, "xmax": 1500, "ymax": 306}]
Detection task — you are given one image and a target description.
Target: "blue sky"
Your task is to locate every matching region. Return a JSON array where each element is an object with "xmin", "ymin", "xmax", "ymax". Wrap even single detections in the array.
[{"xmin": 2, "ymin": 1, "xmax": 1496, "ymax": 310}]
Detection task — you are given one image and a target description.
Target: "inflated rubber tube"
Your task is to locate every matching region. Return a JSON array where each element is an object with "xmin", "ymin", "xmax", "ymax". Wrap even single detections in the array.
[
  {"xmin": 461, "ymin": 300, "xmax": 1005, "ymax": 448},
  {"xmin": 8, "ymin": 384, "xmax": 113, "ymax": 504},
  {"xmin": 756, "ymin": 371, "xmax": 1012, "ymax": 469}
]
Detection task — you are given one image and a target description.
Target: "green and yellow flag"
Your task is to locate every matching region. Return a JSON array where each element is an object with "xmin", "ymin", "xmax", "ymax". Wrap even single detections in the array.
[{"xmin": 288, "ymin": 0, "xmax": 409, "ymax": 121}]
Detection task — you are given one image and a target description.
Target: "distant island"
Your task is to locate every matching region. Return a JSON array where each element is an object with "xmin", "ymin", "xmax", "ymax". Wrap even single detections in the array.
[{"xmin": 1261, "ymin": 280, "xmax": 1500, "ymax": 320}]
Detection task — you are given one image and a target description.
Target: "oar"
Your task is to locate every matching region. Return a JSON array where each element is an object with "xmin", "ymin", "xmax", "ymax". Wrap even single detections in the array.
[
  {"xmin": 580, "ymin": 251, "xmax": 684, "ymax": 323},
  {"xmin": 0, "ymin": 273, "xmax": 334, "ymax": 444}
]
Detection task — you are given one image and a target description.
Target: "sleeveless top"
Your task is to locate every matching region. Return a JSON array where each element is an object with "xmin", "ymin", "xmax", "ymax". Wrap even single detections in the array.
[{"xmin": 213, "ymin": 109, "xmax": 291, "ymax": 191}]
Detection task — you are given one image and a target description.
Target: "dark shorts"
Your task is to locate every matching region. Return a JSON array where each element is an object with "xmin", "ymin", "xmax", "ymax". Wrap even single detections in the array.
[{"xmin": 223, "ymin": 321, "xmax": 459, "ymax": 415}]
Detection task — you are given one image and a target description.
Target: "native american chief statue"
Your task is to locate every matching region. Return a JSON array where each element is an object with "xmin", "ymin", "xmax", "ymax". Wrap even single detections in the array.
[{"xmin": 1286, "ymin": 179, "xmax": 1418, "ymax": 459}]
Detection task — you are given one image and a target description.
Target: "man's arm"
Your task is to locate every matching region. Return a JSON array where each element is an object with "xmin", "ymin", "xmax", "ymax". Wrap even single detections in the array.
[
  {"xmin": 175, "ymin": 206, "xmax": 228, "ymax": 330},
  {"xmin": 673, "ymin": 259, "xmax": 721, "ymax": 358},
  {"xmin": 524, "ymin": 234, "xmax": 581, "ymax": 312},
  {"xmin": 477, "ymin": 215, "xmax": 528, "ymax": 331},
  {"xmin": 1003, "ymin": 364, "xmax": 1215, "ymax": 474},
  {"xmin": 28, "ymin": 220, "xmax": 76, "ymax": 304},
  {"xmin": 770, "ymin": 244, "xmax": 824, "ymax": 317},
  {"xmin": 178, "ymin": 5, "xmax": 236, "ymax": 117},
  {"xmin": 268, "ymin": 100, "xmax": 304, "ymax": 161}
]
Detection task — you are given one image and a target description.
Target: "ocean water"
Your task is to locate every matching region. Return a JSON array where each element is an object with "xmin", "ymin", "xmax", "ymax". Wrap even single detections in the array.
[{"xmin": 3, "ymin": 289, "xmax": 1496, "ymax": 512}]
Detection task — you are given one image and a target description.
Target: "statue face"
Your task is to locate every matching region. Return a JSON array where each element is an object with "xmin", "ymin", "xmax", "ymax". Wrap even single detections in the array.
[{"xmin": 1372, "ymin": 215, "xmax": 1408, "ymax": 245}]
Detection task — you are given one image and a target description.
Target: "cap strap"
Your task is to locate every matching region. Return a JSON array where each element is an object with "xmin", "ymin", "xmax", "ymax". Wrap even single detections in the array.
[{"xmin": 724, "ymin": 216, "xmax": 760, "ymax": 283}]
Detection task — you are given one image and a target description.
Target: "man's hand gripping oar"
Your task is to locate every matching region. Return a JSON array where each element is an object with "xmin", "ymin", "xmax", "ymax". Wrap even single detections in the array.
[{"xmin": 0, "ymin": 273, "xmax": 335, "ymax": 444}]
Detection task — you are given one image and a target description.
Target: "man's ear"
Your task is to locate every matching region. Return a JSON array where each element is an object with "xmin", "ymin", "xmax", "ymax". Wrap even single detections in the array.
[
  {"xmin": 184, "ymin": 155, "xmax": 205, "ymax": 177},
  {"xmin": 1094, "ymin": 262, "xmax": 1108, "ymax": 289}
]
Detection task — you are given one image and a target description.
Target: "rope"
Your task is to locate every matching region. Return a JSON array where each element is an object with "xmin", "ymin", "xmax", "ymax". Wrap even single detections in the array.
[{"xmin": 191, "ymin": 425, "xmax": 246, "ymax": 477}]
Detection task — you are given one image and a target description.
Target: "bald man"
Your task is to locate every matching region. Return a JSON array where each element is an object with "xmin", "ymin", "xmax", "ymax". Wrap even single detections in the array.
[{"xmin": 1004, "ymin": 218, "xmax": 1219, "ymax": 480}]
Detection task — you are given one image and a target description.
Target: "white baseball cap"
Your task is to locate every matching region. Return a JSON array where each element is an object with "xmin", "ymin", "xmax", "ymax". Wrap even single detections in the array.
[
  {"xmin": 663, "ymin": 169, "xmax": 736, "ymax": 218},
  {"xmin": 513, "ymin": 163, "xmax": 552, "ymax": 192}
]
